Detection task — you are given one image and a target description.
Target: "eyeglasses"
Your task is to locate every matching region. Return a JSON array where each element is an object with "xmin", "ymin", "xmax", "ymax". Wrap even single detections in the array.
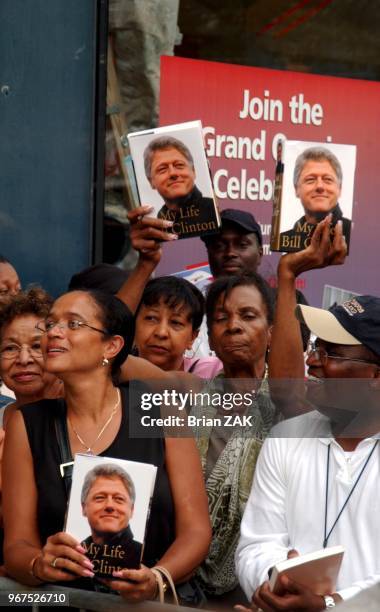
[
  {"xmin": 307, "ymin": 342, "xmax": 379, "ymax": 368},
  {"xmin": 0, "ymin": 343, "xmax": 43, "ymax": 360},
  {"xmin": 35, "ymin": 320, "xmax": 108, "ymax": 335}
]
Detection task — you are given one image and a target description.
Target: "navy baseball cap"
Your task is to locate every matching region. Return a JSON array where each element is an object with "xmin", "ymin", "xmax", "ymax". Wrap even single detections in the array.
[
  {"xmin": 296, "ymin": 295, "xmax": 380, "ymax": 358},
  {"xmin": 201, "ymin": 208, "xmax": 262, "ymax": 246}
]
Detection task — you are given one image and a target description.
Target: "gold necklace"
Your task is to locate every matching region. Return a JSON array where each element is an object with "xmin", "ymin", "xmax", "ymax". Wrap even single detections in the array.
[{"xmin": 68, "ymin": 389, "xmax": 121, "ymax": 454}]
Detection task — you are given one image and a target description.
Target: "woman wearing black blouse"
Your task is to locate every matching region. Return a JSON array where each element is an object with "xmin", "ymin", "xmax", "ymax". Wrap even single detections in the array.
[{"xmin": 2, "ymin": 289, "xmax": 211, "ymax": 602}]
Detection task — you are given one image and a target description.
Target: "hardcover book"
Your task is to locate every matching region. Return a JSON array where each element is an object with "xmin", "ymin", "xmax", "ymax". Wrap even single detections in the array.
[
  {"xmin": 269, "ymin": 545, "xmax": 345, "ymax": 595},
  {"xmin": 127, "ymin": 120, "xmax": 220, "ymax": 240},
  {"xmin": 270, "ymin": 140, "xmax": 356, "ymax": 252},
  {"xmin": 65, "ymin": 454, "xmax": 157, "ymax": 578}
]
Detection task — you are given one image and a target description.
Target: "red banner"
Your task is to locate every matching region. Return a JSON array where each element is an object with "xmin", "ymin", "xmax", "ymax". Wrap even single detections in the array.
[{"xmin": 158, "ymin": 56, "xmax": 380, "ymax": 305}]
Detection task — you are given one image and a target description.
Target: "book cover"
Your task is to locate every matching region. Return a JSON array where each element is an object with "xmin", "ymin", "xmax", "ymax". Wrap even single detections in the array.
[
  {"xmin": 127, "ymin": 120, "xmax": 220, "ymax": 240},
  {"xmin": 270, "ymin": 140, "xmax": 356, "ymax": 253},
  {"xmin": 269, "ymin": 545, "xmax": 345, "ymax": 595},
  {"xmin": 65, "ymin": 454, "xmax": 157, "ymax": 578},
  {"xmin": 172, "ymin": 262, "xmax": 213, "ymax": 293}
]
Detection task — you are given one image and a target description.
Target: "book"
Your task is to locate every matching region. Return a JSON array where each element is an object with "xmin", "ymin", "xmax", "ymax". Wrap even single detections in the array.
[
  {"xmin": 269, "ymin": 545, "xmax": 345, "ymax": 595},
  {"xmin": 65, "ymin": 453, "xmax": 157, "ymax": 578},
  {"xmin": 270, "ymin": 140, "xmax": 356, "ymax": 252},
  {"xmin": 127, "ymin": 120, "xmax": 220, "ymax": 240}
]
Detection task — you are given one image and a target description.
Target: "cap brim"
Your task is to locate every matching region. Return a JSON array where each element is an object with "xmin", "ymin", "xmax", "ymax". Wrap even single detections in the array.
[{"xmin": 296, "ymin": 304, "xmax": 361, "ymax": 345}]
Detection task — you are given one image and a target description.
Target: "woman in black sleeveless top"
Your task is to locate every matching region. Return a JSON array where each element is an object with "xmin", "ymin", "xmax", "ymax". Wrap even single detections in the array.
[{"xmin": 2, "ymin": 289, "xmax": 211, "ymax": 603}]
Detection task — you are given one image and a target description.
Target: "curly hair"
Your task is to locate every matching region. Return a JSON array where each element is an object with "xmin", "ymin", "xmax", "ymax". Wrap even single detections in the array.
[{"xmin": 0, "ymin": 286, "xmax": 53, "ymax": 336}]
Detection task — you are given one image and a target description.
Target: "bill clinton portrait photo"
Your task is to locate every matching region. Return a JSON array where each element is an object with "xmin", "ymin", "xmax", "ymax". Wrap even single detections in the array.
[
  {"xmin": 127, "ymin": 121, "xmax": 220, "ymax": 240},
  {"xmin": 65, "ymin": 455, "xmax": 156, "ymax": 578},
  {"xmin": 278, "ymin": 142, "xmax": 356, "ymax": 252},
  {"xmin": 81, "ymin": 463, "xmax": 142, "ymax": 571}
]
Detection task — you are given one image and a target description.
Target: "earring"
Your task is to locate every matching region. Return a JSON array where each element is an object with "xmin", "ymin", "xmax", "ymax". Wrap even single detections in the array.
[
  {"xmin": 183, "ymin": 348, "xmax": 195, "ymax": 359},
  {"xmin": 102, "ymin": 357, "xmax": 109, "ymax": 366}
]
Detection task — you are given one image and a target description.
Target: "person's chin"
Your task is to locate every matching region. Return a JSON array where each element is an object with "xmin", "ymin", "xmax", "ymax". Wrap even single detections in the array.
[
  {"xmin": 95, "ymin": 526, "xmax": 122, "ymax": 539},
  {"xmin": 165, "ymin": 187, "xmax": 192, "ymax": 201},
  {"xmin": 306, "ymin": 203, "xmax": 335, "ymax": 217},
  {"xmin": 222, "ymin": 265, "xmax": 242, "ymax": 275},
  {"xmin": 13, "ymin": 382, "xmax": 44, "ymax": 397}
]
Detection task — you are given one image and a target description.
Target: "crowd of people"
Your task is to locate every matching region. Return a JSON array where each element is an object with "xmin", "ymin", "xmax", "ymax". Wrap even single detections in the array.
[{"xmin": 0, "ymin": 140, "xmax": 379, "ymax": 612}]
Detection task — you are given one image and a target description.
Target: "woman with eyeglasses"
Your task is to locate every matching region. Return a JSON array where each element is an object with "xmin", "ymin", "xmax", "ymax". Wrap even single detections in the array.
[
  {"xmin": 2, "ymin": 288, "xmax": 211, "ymax": 602},
  {"xmin": 0, "ymin": 287, "xmax": 63, "ymax": 426}
]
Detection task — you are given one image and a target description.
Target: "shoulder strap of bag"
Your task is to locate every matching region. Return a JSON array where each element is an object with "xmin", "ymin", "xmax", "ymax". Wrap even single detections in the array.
[{"xmin": 54, "ymin": 399, "xmax": 74, "ymax": 498}]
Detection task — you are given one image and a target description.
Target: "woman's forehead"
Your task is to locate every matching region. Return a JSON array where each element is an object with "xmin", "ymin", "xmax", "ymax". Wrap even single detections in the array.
[
  {"xmin": 215, "ymin": 285, "xmax": 265, "ymax": 310},
  {"xmin": 140, "ymin": 298, "xmax": 192, "ymax": 319},
  {"xmin": 2, "ymin": 314, "xmax": 41, "ymax": 338},
  {"xmin": 51, "ymin": 291, "xmax": 99, "ymax": 317}
]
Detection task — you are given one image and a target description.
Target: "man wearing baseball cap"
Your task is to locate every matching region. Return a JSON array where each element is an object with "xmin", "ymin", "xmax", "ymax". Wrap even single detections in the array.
[
  {"xmin": 200, "ymin": 208, "xmax": 263, "ymax": 278},
  {"xmin": 236, "ymin": 219, "xmax": 380, "ymax": 611},
  {"xmin": 297, "ymin": 295, "xmax": 380, "ymax": 360}
]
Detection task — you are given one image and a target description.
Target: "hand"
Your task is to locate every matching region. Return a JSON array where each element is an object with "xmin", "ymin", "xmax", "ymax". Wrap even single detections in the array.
[
  {"xmin": 128, "ymin": 206, "xmax": 177, "ymax": 266},
  {"xmin": 101, "ymin": 564, "xmax": 157, "ymax": 603},
  {"xmin": 33, "ymin": 532, "xmax": 94, "ymax": 582},
  {"xmin": 252, "ymin": 576, "xmax": 326, "ymax": 611},
  {"xmin": 279, "ymin": 215, "xmax": 347, "ymax": 279},
  {"xmin": 287, "ymin": 549, "xmax": 299, "ymax": 560}
]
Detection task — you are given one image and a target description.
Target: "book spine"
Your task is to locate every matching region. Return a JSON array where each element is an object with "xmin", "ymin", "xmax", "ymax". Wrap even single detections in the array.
[{"xmin": 270, "ymin": 160, "xmax": 284, "ymax": 251}]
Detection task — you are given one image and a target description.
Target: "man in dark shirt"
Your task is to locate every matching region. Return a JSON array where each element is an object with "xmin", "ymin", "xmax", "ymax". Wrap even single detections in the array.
[{"xmin": 200, "ymin": 208, "xmax": 263, "ymax": 277}]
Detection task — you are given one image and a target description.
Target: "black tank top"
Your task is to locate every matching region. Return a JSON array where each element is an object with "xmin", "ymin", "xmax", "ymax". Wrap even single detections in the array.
[{"xmin": 21, "ymin": 384, "xmax": 175, "ymax": 567}]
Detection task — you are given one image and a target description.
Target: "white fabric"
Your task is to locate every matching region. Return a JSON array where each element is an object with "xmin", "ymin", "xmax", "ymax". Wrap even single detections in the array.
[
  {"xmin": 236, "ymin": 411, "xmax": 380, "ymax": 602},
  {"xmin": 191, "ymin": 316, "xmax": 213, "ymax": 358},
  {"xmin": 0, "ymin": 382, "xmax": 15, "ymax": 399}
]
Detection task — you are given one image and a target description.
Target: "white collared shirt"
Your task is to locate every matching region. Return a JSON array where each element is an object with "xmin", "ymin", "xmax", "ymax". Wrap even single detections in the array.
[{"xmin": 236, "ymin": 411, "xmax": 380, "ymax": 601}]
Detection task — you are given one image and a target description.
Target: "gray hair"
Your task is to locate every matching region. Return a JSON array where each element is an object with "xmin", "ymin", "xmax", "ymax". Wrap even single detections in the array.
[
  {"xmin": 81, "ymin": 463, "xmax": 136, "ymax": 505},
  {"xmin": 293, "ymin": 146, "xmax": 343, "ymax": 188},
  {"xmin": 143, "ymin": 136, "xmax": 194, "ymax": 181}
]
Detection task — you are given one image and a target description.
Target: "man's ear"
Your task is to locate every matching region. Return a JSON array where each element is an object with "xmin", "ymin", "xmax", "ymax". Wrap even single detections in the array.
[
  {"xmin": 82, "ymin": 503, "xmax": 87, "ymax": 518},
  {"xmin": 103, "ymin": 335, "xmax": 125, "ymax": 361}
]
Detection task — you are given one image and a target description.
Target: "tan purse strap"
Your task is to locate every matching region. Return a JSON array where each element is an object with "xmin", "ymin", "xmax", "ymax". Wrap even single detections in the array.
[{"xmin": 152, "ymin": 565, "xmax": 179, "ymax": 606}]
